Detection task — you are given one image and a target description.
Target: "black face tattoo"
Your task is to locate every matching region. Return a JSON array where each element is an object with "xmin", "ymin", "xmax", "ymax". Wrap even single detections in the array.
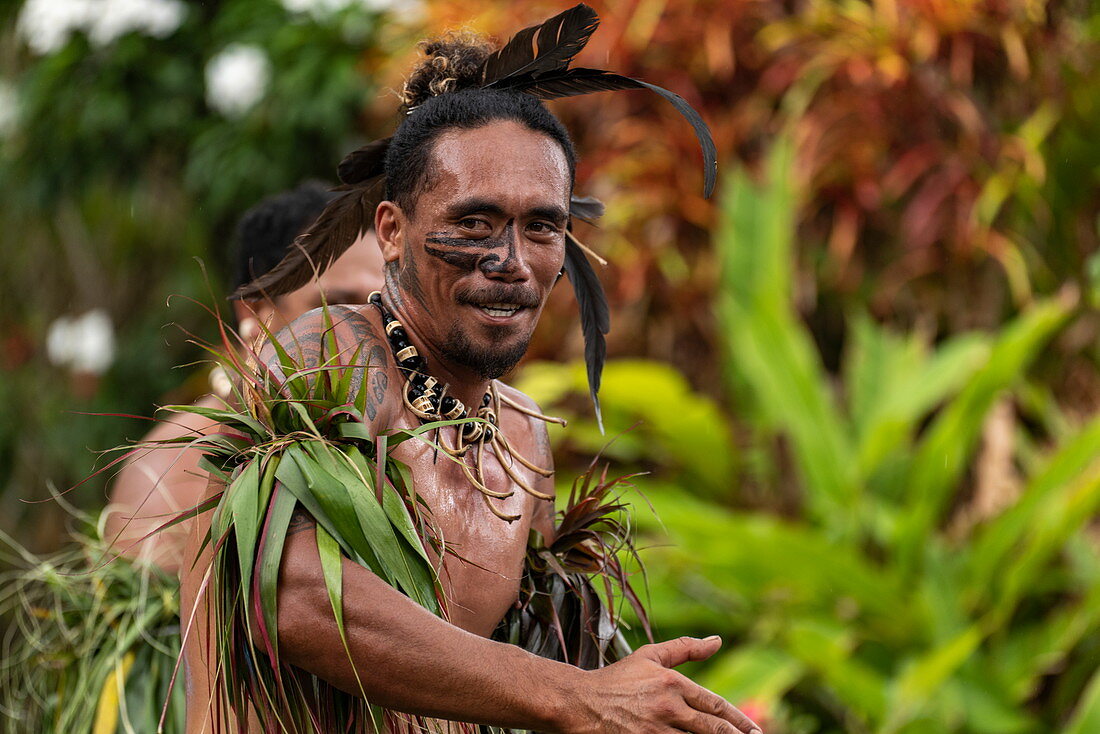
[
  {"xmin": 424, "ymin": 221, "xmax": 518, "ymax": 275},
  {"xmin": 398, "ymin": 239, "xmax": 430, "ymax": 310},
  {"xmin": 384, "ymin": 260, "xmax": 407, "ymax": 312}
]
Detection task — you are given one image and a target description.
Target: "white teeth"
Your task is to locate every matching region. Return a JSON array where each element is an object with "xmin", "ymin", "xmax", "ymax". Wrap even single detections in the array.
[{"xmin": 478, "ymin": 303, "xmax": 520, "ymax": 317}]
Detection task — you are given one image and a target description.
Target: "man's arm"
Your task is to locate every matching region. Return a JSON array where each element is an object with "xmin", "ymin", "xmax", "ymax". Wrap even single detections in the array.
[
  {"xmin": 258, "ymin": 309, "xmax": 760, "ymax": 733},
  {"xmin": 105, "ymin": 395, "xmax": 225, "ymax": 573},
  {"xmin": 276, "ymin": 512, "xmax": 760, "ymax": 734}
]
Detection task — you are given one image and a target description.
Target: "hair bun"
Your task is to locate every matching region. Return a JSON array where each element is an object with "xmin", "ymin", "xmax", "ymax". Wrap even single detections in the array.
[{"xmin": 400, "ymin": 32, "xmax": 495, "ymax": 110}]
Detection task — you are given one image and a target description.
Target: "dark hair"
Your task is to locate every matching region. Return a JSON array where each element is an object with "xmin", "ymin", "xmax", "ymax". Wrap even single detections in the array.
[
  {"xmin": 231, "ymin": 182, "xmax": 335, "ymax": 291},
  {"xmin": 384, "ymin": 88, "xmax": 577, "ymax": 215}
]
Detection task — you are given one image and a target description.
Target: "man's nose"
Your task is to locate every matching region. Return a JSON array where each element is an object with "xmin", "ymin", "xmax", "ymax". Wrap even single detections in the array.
[{"xmin": 479, "ymin": 223, "xmax": 531, "ymax": 282}]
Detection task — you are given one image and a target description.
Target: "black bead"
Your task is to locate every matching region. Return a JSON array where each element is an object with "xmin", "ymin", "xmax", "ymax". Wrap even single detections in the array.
[
  {"xmin": 482, "ymin": 393, "xmax": 491, "ymax": 406},
  {"xmin": 409, "ymin": 384, "xmax": 425, "ymax": 398},
  {"xmin": 441, "ymin": 396, "xmax": 456, "ymax": 412},
  {"xmin": 399, "ymin": 356, "xmax": 423, "ymax": 371},
  {"xmin": 390, "ymin": 337, "xmax": 410, "ymax": 351},
  {"xmin": 411, "ymin": 372, "xmax": 428, "ymax": 387},
  {"xmin": 390, "ymin": 326, "xmax": 407, "ymax": 341}
]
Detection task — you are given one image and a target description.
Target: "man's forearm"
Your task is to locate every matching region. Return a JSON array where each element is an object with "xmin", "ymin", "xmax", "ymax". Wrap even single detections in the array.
[{"xmin": 275, "ymin": 524, "xmax": 581, "ymax": 732}]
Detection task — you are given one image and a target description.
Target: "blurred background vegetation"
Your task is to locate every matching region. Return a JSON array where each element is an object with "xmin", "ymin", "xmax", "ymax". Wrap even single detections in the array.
[{"xmin": 1, "ymin": 0, "xmax": 1098, "ymax": 731}]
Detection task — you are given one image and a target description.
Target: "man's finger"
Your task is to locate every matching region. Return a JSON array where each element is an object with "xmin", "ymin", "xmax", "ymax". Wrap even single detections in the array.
[
  {"xmin": 672, "ymin": 706, "xmax": 757, "ymax": 734},
  {"xmin": 644, "ymin": 635, "xmax": 724, "ymax": 669},
  {"xmin": 683, "ymin": 684, "xmax": 763, "ymax": 734}
]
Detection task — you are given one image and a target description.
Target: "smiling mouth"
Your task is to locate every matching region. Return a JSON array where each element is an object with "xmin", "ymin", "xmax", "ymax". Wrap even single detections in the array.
[{"xmin": 477, "ymin": 302, "xmax": 523, "ymax": 318}]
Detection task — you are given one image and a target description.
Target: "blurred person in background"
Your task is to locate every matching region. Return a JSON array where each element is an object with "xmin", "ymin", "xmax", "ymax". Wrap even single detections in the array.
[{"xmin": 104, "ymin": 181, "xmax": 384, "ymax": 573}]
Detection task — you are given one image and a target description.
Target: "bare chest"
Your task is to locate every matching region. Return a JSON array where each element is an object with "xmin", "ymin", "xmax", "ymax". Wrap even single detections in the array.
[{"xmin": 392, "ymin": 429, "xmax": 540, "ymax": 637}]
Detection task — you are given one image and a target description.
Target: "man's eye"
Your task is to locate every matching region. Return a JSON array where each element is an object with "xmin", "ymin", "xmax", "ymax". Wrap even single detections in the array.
[
  {"xmin": 459, "ymin": 218, "xmax": 488, "ymax": 230},
  {"xmin": 528, "ymin": 222, "xmax": 559, "ymax": 234}
]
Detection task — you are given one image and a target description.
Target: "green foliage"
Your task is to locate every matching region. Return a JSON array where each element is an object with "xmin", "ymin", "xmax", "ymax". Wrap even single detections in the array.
[
  {"xmin": 711, "ymin": 143, "xmax": 1094, "ymax": 732},
  {"xmin": 2, "ymin": 0, "xmax": 395, "ymax": 224},
  {"xmin": 0, "ymin": 0, "xmax": 413, "ymax": 547},
  {"xmin": 516, "ymin": 359, "xmax": 736, "ymax": 499},
  {"xmin": 520, "ymin": 139, "xmax": 1097, "ymax": 733}
]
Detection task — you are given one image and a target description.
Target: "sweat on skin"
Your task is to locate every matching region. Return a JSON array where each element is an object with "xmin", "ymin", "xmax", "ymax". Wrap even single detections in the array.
[{"xmin": 179, "ymin": 119, "xmax": 762, "ymax": 734}]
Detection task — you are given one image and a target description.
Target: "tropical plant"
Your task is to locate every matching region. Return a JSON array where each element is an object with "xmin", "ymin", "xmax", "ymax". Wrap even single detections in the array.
[{"xmin": 516, "ymin": 138, "xmax": 1100, "ymax": 733}]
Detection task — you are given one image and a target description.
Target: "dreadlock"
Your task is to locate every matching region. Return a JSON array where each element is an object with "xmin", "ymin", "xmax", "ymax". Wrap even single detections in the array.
[{"xmin": 398, "ymin": 31, "xmax": 495, "ymax": 111}]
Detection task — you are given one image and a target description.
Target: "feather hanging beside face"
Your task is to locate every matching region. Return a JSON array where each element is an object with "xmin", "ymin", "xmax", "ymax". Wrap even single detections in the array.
[
  {"xmin": 231, "ymin": 178, "xmax": 383, "ymax": 300},
  {"xmin": 337, "ymin": 138, "xmax": 391, "ymax": 186},
  {"xmin": 562, "ymin": 235, "xmax": 610, "ymax": 433}
]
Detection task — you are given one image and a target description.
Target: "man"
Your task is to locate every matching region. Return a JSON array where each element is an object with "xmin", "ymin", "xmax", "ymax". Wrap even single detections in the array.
[
  {"xmin": 181, "ymin": 85, "xmax": 761, "ymax": 732},
  {"xmin": 105, "ymin": 182, "xmax": 384, "ymax": 572}
]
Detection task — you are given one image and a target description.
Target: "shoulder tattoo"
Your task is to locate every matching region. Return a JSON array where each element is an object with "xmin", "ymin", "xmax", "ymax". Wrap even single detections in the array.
[{"xmin": 286, "ymin": 507, "xmax": 316, "ymax": 537}]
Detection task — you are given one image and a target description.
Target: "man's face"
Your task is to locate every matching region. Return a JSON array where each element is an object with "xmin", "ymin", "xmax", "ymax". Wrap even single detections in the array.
[{"xmin": 382, "ymin": 120, "xmax": 571, "ymax": 380}]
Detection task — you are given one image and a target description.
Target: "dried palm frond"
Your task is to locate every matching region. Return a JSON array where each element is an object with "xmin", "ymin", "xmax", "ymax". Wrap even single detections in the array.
[
  {"xmin": 0, "ymin": 514, "xmax": 184, "ymax": 734},
  {"xmin": 496, "ymin": 463, "xmax": 650, "ymax": 669}
]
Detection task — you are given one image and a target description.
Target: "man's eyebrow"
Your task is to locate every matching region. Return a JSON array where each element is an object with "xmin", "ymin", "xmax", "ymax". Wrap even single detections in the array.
[
  {"xmin": 445, "ymin": 199, "xmax": 569, "ymax": 224},
  {"xmin": 527, "ymin": 205, "xmax": 569, "ymax": 225},
  {"xmin": 446, "ymin": 199, "xmax": 506, "ymax": 218}
]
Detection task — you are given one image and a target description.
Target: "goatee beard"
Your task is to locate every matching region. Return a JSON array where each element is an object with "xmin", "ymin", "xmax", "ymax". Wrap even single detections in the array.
[{"xmin": 442, "ymin": 326, "xmax": 530, "ymax": 380}]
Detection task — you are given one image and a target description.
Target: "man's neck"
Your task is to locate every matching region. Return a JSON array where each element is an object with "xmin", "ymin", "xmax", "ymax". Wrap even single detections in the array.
[{"xmin": 379, "ymin": 283, "xmax": 493, "ymax": 413}]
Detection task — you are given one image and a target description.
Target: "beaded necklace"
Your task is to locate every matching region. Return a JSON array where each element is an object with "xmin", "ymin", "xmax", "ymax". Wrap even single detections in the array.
[
  {"xmin": 367, "ymin": 291, "xmax": 560, "ymax": 521},
  {"xmin": 368, "ymin": 291, "xmax": 496, "ymax": 446}
]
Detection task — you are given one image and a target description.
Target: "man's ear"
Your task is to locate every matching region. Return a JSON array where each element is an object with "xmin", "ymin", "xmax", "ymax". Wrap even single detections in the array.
[
  {"xmin": 375, "ymin": 201, "xmax": 405, "ymax": 265},
  {"xmin": 233, "ymin": 299, "xmax": 276, "ymax": 341}
]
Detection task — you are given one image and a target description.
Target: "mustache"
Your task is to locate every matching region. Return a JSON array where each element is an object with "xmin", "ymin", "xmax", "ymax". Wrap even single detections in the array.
[{"xmin": 456, "ymin": 285, "xmax": 541, "ymax": 309}]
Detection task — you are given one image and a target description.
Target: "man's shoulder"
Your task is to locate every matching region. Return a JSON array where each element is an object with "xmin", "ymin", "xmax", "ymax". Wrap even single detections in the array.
[
  {"xmin": 493, "ymin": 381, "xmax": 540, "ymax": 414},
  {"xmin": 263, "ymin": 304, "xmax": 397, "ymax": 424},
  {"xmin": 272, "ymin": 304, "xmax": 386, "ymax": 365},
  {"xmin": 289, "ymin": 303, "xmax": 381, "ymax": 345}
]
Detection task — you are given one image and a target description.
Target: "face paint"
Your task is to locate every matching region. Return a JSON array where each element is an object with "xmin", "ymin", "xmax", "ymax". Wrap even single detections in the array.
[{"xmin": 424, "ymin": 221, "xmax": 519, "ymax": 275}]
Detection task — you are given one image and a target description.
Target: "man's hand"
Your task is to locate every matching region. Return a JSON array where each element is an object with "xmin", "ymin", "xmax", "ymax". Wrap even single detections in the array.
[{"xmin": 563, "ymin": 636, "xmax": 763, "ymax": 734}]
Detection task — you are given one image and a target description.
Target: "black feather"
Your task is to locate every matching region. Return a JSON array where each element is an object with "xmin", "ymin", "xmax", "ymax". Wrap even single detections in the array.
[
  {"xmin": 480, "ymin": 4, "xmax": 600, "ymax": 85},
  {"xmin": 337, "ymin": 138, "xmax": 391, "ymax": 185},
  {"xmin": 569, "ymin": 195, "xmax": 605, "ymax": 224},
  {"xmin": 562, "ymin": 237, "xmax": 609, "ymax": 432},
  {"xmin": 232, "ymin": 178, "xmax": 383, "ymax": 300},
  {"xmin": 498, "ymin": 68, "xmax": 717, "ymax": 198}
]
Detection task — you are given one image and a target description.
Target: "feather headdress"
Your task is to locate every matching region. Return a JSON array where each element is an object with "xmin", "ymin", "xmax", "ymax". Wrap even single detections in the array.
[{"xmin": 233, "ymin": 3, "xmax": 716, "ymax": 428}]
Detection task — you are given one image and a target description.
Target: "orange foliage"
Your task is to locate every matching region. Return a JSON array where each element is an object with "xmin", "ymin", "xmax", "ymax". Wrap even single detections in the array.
[{"xmin": 362, "ymin": 0, "xmax": 1091, "ymax": 386}]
